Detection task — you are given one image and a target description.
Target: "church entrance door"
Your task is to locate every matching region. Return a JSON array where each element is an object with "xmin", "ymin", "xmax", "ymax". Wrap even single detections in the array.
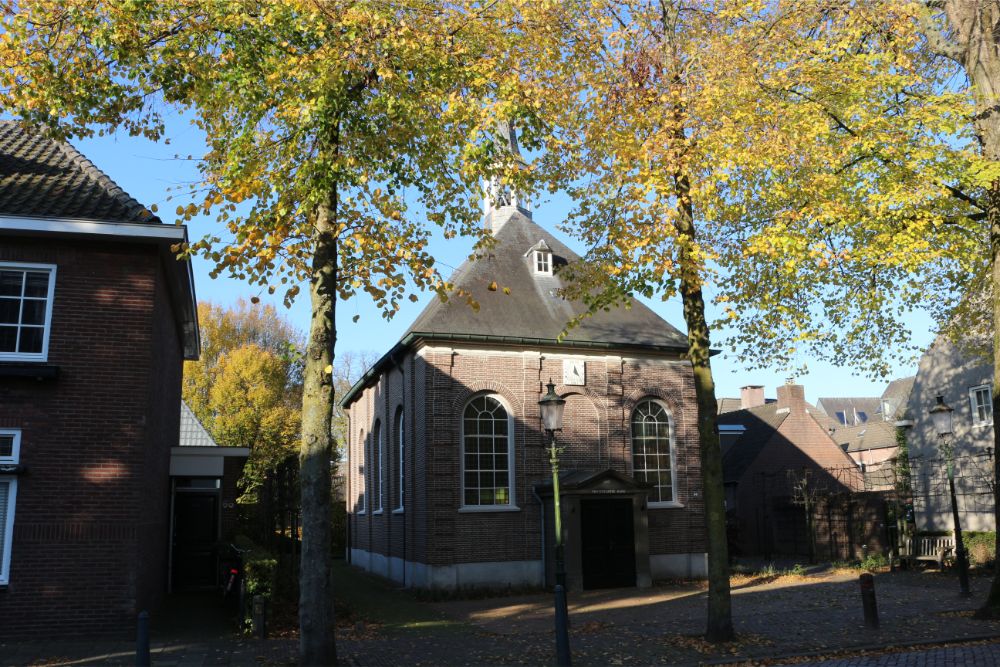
[{"xmin": 580, "ymin": 498, "xmax": 636, "ymax": 589}]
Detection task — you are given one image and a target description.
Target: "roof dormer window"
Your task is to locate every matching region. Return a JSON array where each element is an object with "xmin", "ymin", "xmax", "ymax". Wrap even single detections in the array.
[
  {"xmin": 525, "ymin": 239, "xmax": 553, "ymax": 276},
  {"xmin": 535, "ymin": 250, "xmax": 551, "ymax": 274}
]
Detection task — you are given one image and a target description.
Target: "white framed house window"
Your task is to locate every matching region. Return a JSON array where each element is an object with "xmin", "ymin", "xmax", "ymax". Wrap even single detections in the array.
[
  {"xmin": 970, "ymin": 385, "xmax": 993, "ymax": 426},
  {"xmin": 373, "ymin": 419, "xmax": 383, "ymax": 513},
  {"xmin": 0, "ymin": 429, "xmax": 21, "ymax": 586},
  {"xmin": 461, "ymin": 394, "xmax": 516, "ymax": 509},
  {"xmin": 631, "ymin": 399, "xmax": 678, "ymax": 506},
  {"xmin": 0, "ymin": 263, "xmax": 56, "ymax": 362},
  {"xmin": 395, "ymin": 408, "xmax": 405, "ymax": 512}
]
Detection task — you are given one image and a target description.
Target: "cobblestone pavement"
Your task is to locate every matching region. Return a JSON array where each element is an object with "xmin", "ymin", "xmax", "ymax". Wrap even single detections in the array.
[
  {"xmin": 796, "ymin": 640, "xmax": 1000, "ymax": 666},
  {"xmin": 5, "ymin": 566, "xmax": 1000, "ymax": 666}
]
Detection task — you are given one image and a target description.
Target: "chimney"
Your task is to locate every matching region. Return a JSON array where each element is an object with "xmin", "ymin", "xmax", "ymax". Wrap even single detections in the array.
[
  {"xmin": 776, "ymin": 379, "xmax": 806, "ymax": 414},
  {"xmin": 740, "ymin": 385, "xmax": 765, "ymax": 410}
]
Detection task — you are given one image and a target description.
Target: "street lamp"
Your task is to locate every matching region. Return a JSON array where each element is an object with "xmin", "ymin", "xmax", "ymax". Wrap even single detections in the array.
[
  {"xmin": 929, "ymin": 395, "xmax": 971, "ymax": 596},
  {"xmin": 538, "ymin": 379, "xmax": 571, "ymax": 667}
]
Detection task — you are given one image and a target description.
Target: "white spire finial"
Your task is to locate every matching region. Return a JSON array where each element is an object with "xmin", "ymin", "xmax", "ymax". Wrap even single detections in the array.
[{"xmin": 484, "ymin": 120, "xmax": 531, "ymax": 229}]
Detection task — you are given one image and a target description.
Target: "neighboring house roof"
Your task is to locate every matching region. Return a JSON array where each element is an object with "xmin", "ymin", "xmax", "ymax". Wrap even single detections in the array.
[
  {"xmin": 342, "ymin": 207, "xmax": 690, "ymax": 408},
  {"xmin": 406, "ymin": 208, "xmax": 688, "ymax": 349},
  {"xmin": 717, "ymin": 396, "xmax": 847, "ymax": 484},
  {"xmin": 816, "ymin": 397, "xmax": 882, "ymax": 424},
  {"xmin": 179, "ymin": 401, "xmax": 218, "ymax": 447},
  {"xmin": 718, "ymin": 397, "xmax": 776, "ymax": 414},
  {"xmin": 717, "ymin": 397, "xmax": 743, "ymax": 414},
  {"xmin": 834, "ymin": 420, "xmax": 898, "ymax": 453},
  {"xmin": 717, "ymin": 403, "xmax": 791, "ymax": 483},
  {"xmin": 0, "ymin": 121, "xmax": 158, "ymax": 223},
  {"xmin": 881, "ymin": 375, "xmax": 916, "ymax": 421}
]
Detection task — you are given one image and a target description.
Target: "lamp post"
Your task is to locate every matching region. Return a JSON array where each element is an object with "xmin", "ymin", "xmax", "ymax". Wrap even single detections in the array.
[
  {"xmin": 538, "ymin": 379, "xmax": 571, "ymax": 667},
  {"xmin": 929, "ymin": 395, "xmax": 971, "ymax": 597}
]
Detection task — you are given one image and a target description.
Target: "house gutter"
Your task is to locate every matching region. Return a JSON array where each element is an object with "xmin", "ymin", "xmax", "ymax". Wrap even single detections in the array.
[{"xmin": 339, "ymin": 331, "xmax": 703, "ymax": 409}]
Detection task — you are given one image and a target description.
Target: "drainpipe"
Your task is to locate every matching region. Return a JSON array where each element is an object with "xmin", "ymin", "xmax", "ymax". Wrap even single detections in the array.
[{"xmin": 533, "ymin": 485, "xmax": 546, "ymax": 586}]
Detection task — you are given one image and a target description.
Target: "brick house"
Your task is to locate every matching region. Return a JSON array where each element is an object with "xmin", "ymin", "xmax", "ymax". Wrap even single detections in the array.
[
  {"xmin": 0, "ymin": 123, "xmax": 200, "ymax": 637},
  {"xmin": 718, "ymin": 382, "xmax": 881, "ymax": 560},
  {"xmin": 342, "ymin": 192, "xmax": 708, "ymax": 591}
]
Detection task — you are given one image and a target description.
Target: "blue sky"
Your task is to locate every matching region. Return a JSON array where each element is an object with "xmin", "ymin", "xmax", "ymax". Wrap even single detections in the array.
[{"xmin": 74, "ymin": 115, "xmax": 936, "ymax": 405}]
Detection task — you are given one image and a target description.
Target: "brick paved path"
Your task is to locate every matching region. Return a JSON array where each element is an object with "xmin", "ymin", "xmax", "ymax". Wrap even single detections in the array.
[
  {"xmin": 4, "ymin": 566, "xmax": 1000, "ymax": 666},
  {"xmin": 798, "ymin": 641, "xmax": 1000, "ymax": 666}
]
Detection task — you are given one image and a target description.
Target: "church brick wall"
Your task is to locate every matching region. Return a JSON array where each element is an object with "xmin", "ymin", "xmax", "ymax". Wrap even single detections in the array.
[{"xmin": 346, "ymin": 343, "xmax": 707, "ymax": 581}]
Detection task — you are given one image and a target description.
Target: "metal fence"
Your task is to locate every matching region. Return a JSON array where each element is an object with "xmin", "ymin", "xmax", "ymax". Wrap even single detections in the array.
[{"xmin": 730, "ymin": 450, "xmax": 999, "ymax": 561}]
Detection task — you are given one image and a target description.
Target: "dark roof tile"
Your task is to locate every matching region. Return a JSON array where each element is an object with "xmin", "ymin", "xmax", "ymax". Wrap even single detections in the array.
[{"xmin": 0, "ymin": 121, "xmax": 158, "ymax": 223}]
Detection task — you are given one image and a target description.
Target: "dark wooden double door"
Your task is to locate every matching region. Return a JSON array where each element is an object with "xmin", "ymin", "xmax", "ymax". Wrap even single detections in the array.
[{"xmin": 580, "ymin": 498, "xmax": 636, "ymax": 589}]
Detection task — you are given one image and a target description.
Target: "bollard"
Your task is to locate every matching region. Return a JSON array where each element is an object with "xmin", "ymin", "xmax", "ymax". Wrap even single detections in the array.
[
  {"xmin": 136, "ymin": 610, "xmax": 151, "ymax": 667},
  {"xmin": 238, "ymin": 578, "xmax": 247, "ymax": 631},
  {"xmin": 252, "ymin": 594, "xmax": 268, "ymax": 640},
  {"xmin": 859, "ymin": 573, "xmax": 879, "ymax": 630}
]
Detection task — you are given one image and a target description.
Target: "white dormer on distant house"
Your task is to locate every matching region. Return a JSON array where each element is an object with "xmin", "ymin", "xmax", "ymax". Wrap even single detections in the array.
[{"xmin": 525, "ymin": 239, "xmax": 553, "ymax": 276}]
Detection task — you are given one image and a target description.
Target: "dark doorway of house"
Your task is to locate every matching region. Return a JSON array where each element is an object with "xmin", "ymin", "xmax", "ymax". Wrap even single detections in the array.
[
  {"xmin": 580, "ymin": 498, "xmax": 636, "ymax": 589},
  {"xmin": 172, "ymin": 491, "xmax": 219, "ymax": 589}
]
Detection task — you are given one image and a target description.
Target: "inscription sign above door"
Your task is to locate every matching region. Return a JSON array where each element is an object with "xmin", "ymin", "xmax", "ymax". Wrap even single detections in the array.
[{"xmin": 563, "ymin": 359, "xmax": 586, "ymax": 386}]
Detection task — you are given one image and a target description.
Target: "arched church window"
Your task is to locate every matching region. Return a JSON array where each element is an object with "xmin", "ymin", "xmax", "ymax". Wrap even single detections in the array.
[
  {"xmin": 395, "ymin": 407, "xmax": 405, "ymax": 511},
  {"xmin": 373, "ymin": 419, "xmax": 383, "ymax": 512},
  {"xmin": 631, "ymin": 399, "xmax": 676, "ymax": 504},
  {"xmin": 462, "ymin": 395, "xmax": 514, "ymax": 507}
]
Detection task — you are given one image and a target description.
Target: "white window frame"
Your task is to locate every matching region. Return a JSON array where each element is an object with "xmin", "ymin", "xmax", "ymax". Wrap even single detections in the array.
[
  {"xmin": 373, "ymin": 420, "xmax": 383, "ymax": 513},
  {"xmin": 534, "ymin": 251, "xmax": 552, "ymax": 275},
  {"xmin": 394, "ymin": 408, "xmax": 405, "ymax": 513},
  {"xmin": 0, "ymin": 262, "xmax": 57, "ymax": 362},
  {"xmin": 0, "ymin": 429, "xmax": 20, "ymax": 465},
  {"xmin": 0, "ymin": 429, "xmax": 21, "ymax": 585},
  {"xmin": 970, "ymin": 384, "xmax": 993, "ymax": 427},
  {"xmin": 459, "ymin": 393, "xmax": 518, "ymax": 512},
  {"xmin": 631, "ymin": 398, "xmax": 681, "ymax": 508}
]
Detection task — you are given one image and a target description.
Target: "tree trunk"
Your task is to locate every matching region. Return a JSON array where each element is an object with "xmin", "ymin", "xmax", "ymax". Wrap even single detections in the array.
[
  {"xmin": 977, "ymin": 181, "xmax": 1000, "ymax": 617},
  {"xmin": 674, "ymin": 170, "xmax": 734, "ymax": 642},
  {"xmin": 299, "ymin": 191, "xmax": 339, "ymax": 663},
  {"xmin": 939, "ymin": 0, "xmax": 1000, "ymax": 618}
]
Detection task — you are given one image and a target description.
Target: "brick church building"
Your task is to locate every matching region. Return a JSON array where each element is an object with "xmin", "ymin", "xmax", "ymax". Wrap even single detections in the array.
[{"xmin": 342, "ymin": 170, "xmax": 708, "ymax": 591}]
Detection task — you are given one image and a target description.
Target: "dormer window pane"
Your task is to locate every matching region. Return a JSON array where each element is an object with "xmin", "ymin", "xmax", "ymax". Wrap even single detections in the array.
[{"xmin": 536, "ymin": 251, "xmax": 550, "ymax": 274}]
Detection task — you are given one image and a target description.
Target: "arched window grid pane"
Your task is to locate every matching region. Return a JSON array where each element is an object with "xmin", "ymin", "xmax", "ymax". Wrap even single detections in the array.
[
  {"xmin": 461, "ymin": 395, "xmax": 513, "ymax": 507},
  {"xmin": 373, "ymin": 420, "xmax": 383, "ymax": 512},
  {"xmin": 359, "ymin": 429, "xmax": 367, "ymax": 513},
  {"xmin": 396, "ymin": 408, "xmax": 405, "ymax": 511},
  {"xmin": 631, "ymin": 399, "xmax": 675, "ymax": 504}
]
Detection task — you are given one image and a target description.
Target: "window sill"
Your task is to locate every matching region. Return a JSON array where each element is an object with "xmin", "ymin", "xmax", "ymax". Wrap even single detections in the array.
[
  {"xmin": 357, "ymin": 510, "xmax": 366, "ymax": 515},
  {"xmin": 0, "ymin": 363, "xmax": 59, "ymax": 380},
  {"xmin": 972, "ymin": 421, "xmax": 993, "ymax": 429},
  {"xmin": 648, "ymin": 501, "xmax": 684, "ymax": 509},
  {"xmin": 373, "ymin": 509, "xmax": 384, "ymax": 515},
  {"xmin": 459, "ymin": 505, "xmax": 520, "ymax": 513},
  {"xmin": 392, "ymin": 508, "xmax": 404, "ymax": 514}
]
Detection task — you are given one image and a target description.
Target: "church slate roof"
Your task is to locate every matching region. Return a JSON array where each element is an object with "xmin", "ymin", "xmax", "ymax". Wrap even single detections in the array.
[
  {"xmin": 406, "ymin": 207, "xmax": 688, "ymax": 349},
  {"xmin": 342, "ymin": 207, "xmax": 690, "ymax": 408},
  {"xmin": 0, "ymin": 121, "xmax": 158, "ymax": 223}
]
